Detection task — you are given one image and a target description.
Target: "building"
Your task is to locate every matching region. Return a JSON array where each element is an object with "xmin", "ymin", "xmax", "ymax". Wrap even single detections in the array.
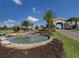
[{"xmin": 53, "ymin": 18, "xmax": 67, "ymax": 29}]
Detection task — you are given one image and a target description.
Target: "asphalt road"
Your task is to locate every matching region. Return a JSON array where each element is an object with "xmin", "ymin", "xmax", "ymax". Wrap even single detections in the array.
[{"xmin": 58, "ymin": 30, "xmax": 79, "ymax": 40}]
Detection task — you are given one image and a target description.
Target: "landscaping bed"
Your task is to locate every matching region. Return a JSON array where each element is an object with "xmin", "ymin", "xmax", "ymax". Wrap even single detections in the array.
[
  {"xmin": 0, "ymin": 39, "xmax": 64, "ymax": 58},
  {"xmin": 53, "ymin": 31, "xmax": 79, "ymax": 58}
]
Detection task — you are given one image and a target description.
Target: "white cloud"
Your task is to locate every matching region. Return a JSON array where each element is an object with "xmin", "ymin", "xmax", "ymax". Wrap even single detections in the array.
[
  {"xmin": 32, "ymin": 6, "xmax": 40, "ymax": 13},
  {"xmin": 4, "ymin": 19, "xmax": 15, "ymax": 24},
  {"xmin": 12, "ymin": 0, "xmax": 22, "ymax": 5},
  {"xmin": 4, "ymin": 19, "xmax": 15, "ymax": 28},
  {"xmin": 27, "ymin": 16, "xmax": 39, "ymax": 22},
  {"xmin": 32, "ymin": 6, "xmax": 36, "ymax": 13}
]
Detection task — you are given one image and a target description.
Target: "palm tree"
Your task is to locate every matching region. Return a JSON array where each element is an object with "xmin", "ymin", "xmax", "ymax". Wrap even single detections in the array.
[{"xmin": 43, "ymin": 9, "xmax": 55, "ymax": 31}]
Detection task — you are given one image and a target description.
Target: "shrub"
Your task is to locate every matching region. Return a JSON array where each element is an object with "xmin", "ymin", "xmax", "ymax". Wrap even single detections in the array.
[{"xmin": 13, "ymin": 26, "xmax": 20, "ymax": 32}]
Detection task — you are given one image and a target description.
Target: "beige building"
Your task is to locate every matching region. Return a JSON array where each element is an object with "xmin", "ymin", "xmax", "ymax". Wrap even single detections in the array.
[{"xmin": 53, "ymin": 18, "xmax": 67, "ymax": 29}]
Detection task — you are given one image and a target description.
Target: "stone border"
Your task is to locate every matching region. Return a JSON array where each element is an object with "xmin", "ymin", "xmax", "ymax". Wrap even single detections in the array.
[{"xmin": 1, "ymin": 35, "xmax": 53, "ymax": 49}]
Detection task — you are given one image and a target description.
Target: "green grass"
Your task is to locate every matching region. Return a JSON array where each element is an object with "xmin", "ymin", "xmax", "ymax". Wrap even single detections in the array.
[
  {"xmin": 53, "ymin": 31, "xmax": 79, "ymax": 58},
  {"xmin": 0, "ymin": 29, "xmax": 13, "ymax": 34},
  {"xmin": 0, "ymin": 29, "xmax": 27, "ymax": 34}
]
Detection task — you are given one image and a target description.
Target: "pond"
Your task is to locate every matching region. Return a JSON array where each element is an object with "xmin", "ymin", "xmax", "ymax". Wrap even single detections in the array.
[{"xmin": 8, "ymin": 34, "xmax": 48, "ymax": 44}]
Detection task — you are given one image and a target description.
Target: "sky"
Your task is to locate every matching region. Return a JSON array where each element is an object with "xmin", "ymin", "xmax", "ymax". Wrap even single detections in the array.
[{"xmin": 0, "ymin": 0, "xmax": 79, "ymax": 27}]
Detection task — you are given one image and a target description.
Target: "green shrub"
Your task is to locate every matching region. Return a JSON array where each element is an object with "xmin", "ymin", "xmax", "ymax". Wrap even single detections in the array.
[{"xmin": 13, "ymin": 26, "xmax": 20, "ymax": 32}]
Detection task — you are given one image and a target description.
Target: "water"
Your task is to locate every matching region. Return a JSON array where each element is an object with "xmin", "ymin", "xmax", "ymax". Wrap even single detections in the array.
[{"xmin": 8, "ymin": 34, "xmax": 48, "ymax": 44}]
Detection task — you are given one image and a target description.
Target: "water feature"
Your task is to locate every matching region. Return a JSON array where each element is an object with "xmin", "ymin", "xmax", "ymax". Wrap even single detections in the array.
[{"xmin": 8, "ymin": 34, "xmax": 48, "ymax": 44}]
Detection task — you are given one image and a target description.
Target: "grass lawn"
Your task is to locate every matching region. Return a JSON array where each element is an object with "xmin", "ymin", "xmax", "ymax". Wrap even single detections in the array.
[
  {"xmin": 0, "ymin": 29, "xmax": 13, "ymax": 34},
  {"xmin": 53, "ymin": 31, "xmax": 79, "ymax": 58},
  {"xmin": 0, "ymin": 29, "xmax": 27, "ymax": 34}
]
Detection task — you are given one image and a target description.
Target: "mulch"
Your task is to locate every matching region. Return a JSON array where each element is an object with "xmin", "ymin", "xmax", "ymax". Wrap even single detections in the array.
[{"xmin": 0, "ymin": 39, "xmax": 64, "ymax": 58}]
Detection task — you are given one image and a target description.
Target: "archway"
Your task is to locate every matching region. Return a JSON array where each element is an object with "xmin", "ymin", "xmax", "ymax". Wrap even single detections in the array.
[
  {"xmin": 56, "ymin": 23, "xmax": 64, "ymax": 29},
  {"xmin": 54, "ymin": 19, "xmax": 65, "ymax": 29}
]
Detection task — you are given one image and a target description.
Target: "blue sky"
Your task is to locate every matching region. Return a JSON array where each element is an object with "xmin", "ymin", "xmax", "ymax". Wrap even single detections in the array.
[{"xmin": 0, "ymin": 0, "xmax": 79, "ymax": 27}]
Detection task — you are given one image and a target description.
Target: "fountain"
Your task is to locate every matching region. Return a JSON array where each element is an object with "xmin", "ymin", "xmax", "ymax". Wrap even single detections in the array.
[{"xmin": 1, "ymin": 33, "xmax": 53, "ymax": 49}]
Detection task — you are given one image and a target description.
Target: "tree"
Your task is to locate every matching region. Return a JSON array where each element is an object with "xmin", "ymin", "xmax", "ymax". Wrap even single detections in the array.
[
  {"xmin": 13, "ymin": 26, "xmax": 20, "ymax": 32},
  {"xmin": 40, "ymin": 26, "xmax": 44, "ymax": 29},
  {"xmin": 64, "ymin": 22, "xmax": 70, "ymax": 29},
  {"xmin": 40, "ymin": 25, "xmax": 46, "ymax": 30},
  {"xmin": 3, "ymin": 25, "xmax": 7, "ymax": 29},
  {"xmin": 35, "ymin": 26, "xmax": 39, "ymax": 30},
  {"xmin": 21, "ymin": 20, "xmax": 31, "ymax": 31},
  {"xmin": 68, "ymin": 17, "xmax": 79, "ymax": 29},
  {"xmin": 43, "ymin": 9, "xmax": 55, "ymax": 31}
]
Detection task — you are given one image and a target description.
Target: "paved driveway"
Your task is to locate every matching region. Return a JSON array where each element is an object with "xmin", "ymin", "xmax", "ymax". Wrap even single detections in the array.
[{"xmin": 58, "ymin": 30, "xmax": 79, "ymax": 40}]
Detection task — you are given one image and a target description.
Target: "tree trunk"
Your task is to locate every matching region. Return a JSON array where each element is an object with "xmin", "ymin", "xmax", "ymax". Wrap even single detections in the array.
[{"xmin": 48, "ymin": 21, "xmax": 51, "ymax": 31}]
